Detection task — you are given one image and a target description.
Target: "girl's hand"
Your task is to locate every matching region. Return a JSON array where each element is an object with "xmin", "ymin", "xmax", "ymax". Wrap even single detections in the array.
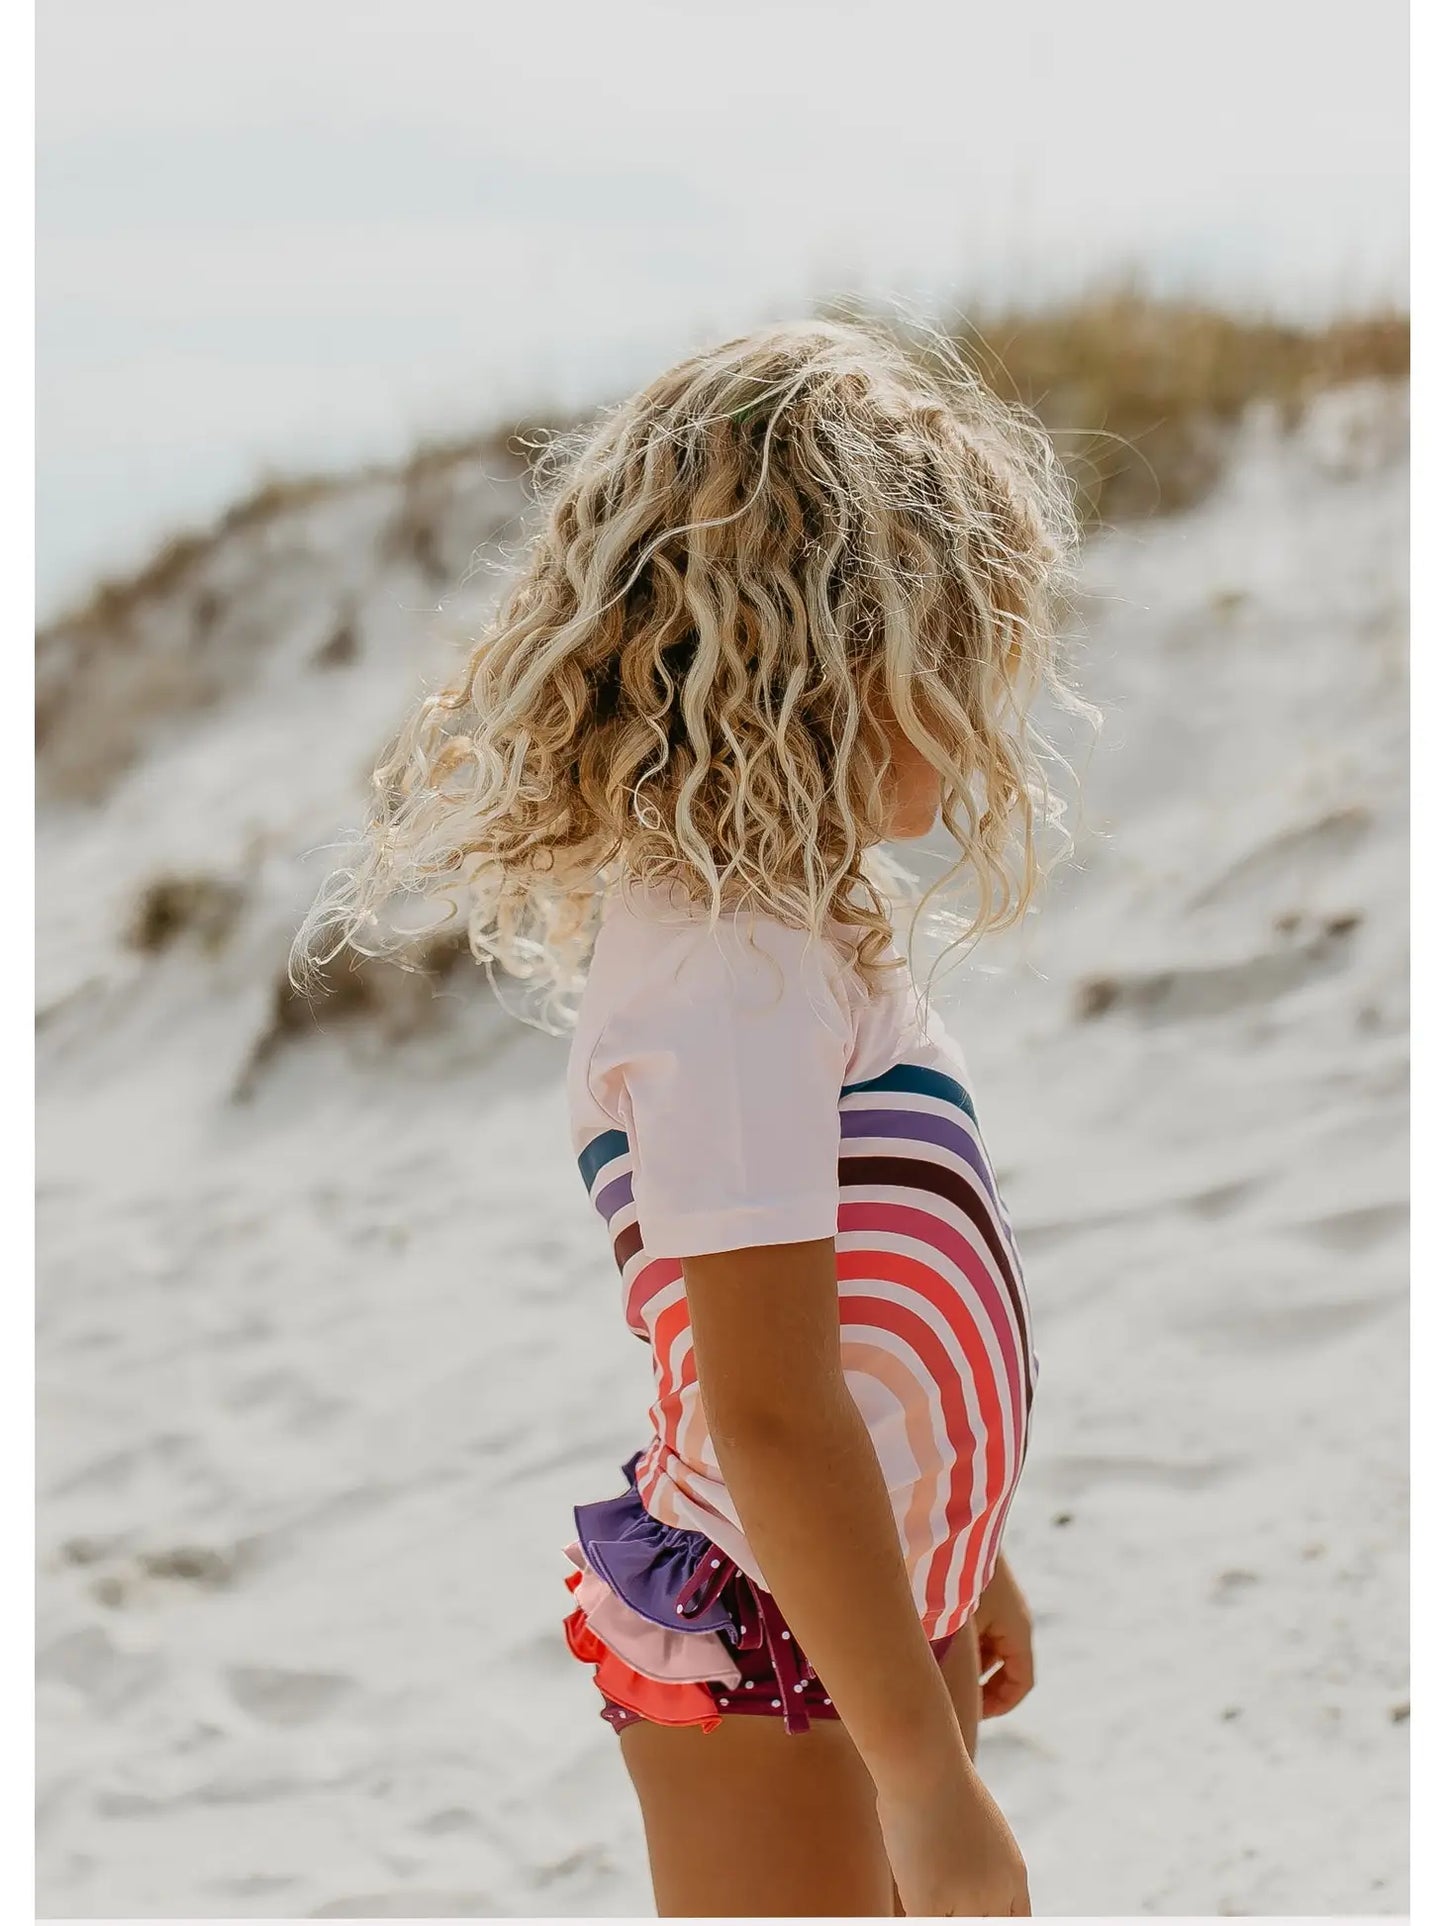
[
  {"xmin": 975, "ymin": 1554, "xmax": 1035, "ymax": 1719},
  {"xmin": 877, "ymin": 1758, "xmax": 1031, "ymax": 1916}
]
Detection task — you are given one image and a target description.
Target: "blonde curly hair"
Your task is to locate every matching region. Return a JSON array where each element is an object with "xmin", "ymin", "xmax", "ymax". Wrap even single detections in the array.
[{"xmin": 295, "ymin": 317, "xmax": 1082, "ymax": 1020}]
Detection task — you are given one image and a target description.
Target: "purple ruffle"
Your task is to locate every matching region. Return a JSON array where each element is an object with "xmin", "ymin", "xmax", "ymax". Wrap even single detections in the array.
[
  {"xmin": 573, "ymin": 1453, "xmax": 831, "ymax": 1734},
  {"xmin": 572, "ymin": 1451, "xmax": 742, "ymax": 1638}
]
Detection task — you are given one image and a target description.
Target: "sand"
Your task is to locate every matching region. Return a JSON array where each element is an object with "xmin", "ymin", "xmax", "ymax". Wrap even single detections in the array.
[{"xmin": 36, "ymin": 381, "xmax": 1408, "ymax": 1917}]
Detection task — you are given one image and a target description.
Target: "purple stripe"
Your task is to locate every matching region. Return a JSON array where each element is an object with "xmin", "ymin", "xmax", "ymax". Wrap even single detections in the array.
[
  {"xmin": 594, "ymin": 1170, "xmax": 634, "ymax": 1222},
  {"xmin": 840, "ymin": 1107, "xmax": 1000, "ymax": 1208}
]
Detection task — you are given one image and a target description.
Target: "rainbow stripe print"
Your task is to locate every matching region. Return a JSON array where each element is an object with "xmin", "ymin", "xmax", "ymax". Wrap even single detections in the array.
[{"xmin": 577, "ymin": 1052, "xmax": 1036, "ymax": 1639}]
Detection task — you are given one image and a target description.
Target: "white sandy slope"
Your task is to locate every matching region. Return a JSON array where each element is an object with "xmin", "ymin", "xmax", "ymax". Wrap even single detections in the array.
[{"xmin": 36, "ymin": 387, "xmax": 1408, "ymax": 1919}]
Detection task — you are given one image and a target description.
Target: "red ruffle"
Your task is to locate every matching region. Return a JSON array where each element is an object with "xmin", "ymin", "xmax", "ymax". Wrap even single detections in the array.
[{"xmin": 563, "ymin": 1573, "xmax": 721, "ymax": 1732}]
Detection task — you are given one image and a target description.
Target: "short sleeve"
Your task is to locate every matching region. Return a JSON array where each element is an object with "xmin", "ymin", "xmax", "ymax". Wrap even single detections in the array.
[{"xmin": 590, "ymin": 914, "xmax": 853, "ymax": 1257}]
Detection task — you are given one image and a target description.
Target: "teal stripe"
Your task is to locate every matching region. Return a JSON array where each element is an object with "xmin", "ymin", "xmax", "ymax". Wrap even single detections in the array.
[
  {"xmin": 841, "ymin": 1061, "xmax": 977, "ymax": 1123},
  {"xmin": 578, "ymin": 1128, "xmax": 630, "ymax": 1191}
]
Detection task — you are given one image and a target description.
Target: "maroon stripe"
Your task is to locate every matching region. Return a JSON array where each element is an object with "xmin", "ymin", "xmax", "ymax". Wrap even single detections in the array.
[
  {"xmin": 839, "ymin": 1153, "xmax": 1030, "ymax": 1400},
  {"xmin": 612, "ymin": 1220, "xmax": 643, "ymax": 1271}
]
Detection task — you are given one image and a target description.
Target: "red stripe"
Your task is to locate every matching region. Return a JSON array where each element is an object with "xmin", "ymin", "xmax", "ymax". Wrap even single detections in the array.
[
  {"xmin": 645, "ymin": 1291, "xmax": 695, "ymax": 1471},
  {"xmin": 974, "ymin": 1469, "xmax": 1020, "ymax": 1604},
  {"xmin": 838, "ymin": 1283, "xmax": 983, "ymax": 1625},
  {"xmin": 625, "ymin": 1256, "xmax": 683, "ymax": 1334},
  {"xmin": 838, "ymin": 1200, "xmax": 1027, "ymax": 1465},
  {"xmin": 838, "ymin": 1248, "xmax": 1012, "ymax": 1623}
]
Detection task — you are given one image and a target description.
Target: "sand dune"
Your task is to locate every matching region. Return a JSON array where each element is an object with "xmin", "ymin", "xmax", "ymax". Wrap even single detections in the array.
[{"xmin": 36, "ymin": 381, "xmax": 1408, "ymax": 1916}]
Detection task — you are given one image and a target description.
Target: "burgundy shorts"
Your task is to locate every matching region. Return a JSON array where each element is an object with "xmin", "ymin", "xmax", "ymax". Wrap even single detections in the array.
[{"xmin": 597, "ymin": 1616, "xmax": 960, "ymax": 1734}]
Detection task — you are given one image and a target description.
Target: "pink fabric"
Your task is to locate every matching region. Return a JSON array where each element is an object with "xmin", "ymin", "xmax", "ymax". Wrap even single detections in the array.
[
  {"xmin": 563, "ymin": 1541, "xmax": 742, "ymax": 1689},
  {"xmin": 577, "ymin": 886, "xmax": 854, "ymax": 1257}
]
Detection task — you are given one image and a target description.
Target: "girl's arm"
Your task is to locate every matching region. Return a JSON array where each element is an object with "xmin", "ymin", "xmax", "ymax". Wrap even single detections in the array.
[{"xmin": 684, "ymin": 1236, "xmax": 1031, "ymax": 1918}]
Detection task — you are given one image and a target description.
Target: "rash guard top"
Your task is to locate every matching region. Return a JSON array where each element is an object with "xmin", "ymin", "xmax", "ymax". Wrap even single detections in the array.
[{"xmin": 567, "ymin": 881, "xmax": 1035, "ymax": 1637}]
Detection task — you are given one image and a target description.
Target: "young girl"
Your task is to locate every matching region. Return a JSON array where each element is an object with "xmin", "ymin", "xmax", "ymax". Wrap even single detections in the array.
[{"xmin": 297, "ymin": 319, "xmax": 1078, "ymax": 1917}]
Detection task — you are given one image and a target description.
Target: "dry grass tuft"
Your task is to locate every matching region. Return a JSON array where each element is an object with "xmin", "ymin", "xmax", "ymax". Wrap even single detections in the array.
[
  {"xmin": 37, "ymin": 647, "xmax": 227, "ymax": 802},
  {"xmin": 313, "ymin": 613, "xmax": 359, "ymax": 669},
  {"xmin": 947, "ymin": 292, "xmax": 1409, "ymax": 524},
  {"xmin": 235, "ymin": 928, "xmax": 476, "ymax": 1095},
  {"xmin": 56, "ymin": 477, "xmax": 340, "ymax": 645},
  {"xmin": 127, "ymin": 875, "xmax": 247, "ymax": 955}
]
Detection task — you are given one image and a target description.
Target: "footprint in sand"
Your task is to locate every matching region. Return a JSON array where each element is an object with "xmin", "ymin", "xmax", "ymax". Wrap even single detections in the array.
[
  {"xmin": 310, "ymin": 1892, "xmax": 498, "ymax": 1919},
  {"xmin": 1074, "ymin": 915, "xmax": 1361, "ymax": 1024},
  {"xmin": 225, "ymin": 1663, "xmax": 355, "ymax": 1727},
  {"xmin": 412, "ymin": 1806, "xmax": 488, "ymax": 1838},
  {"xmin": 1294, "ymin": 1200, "xmax": 1407, "ymax": 1253},
  {"xmin": 1188, "ymin": 1292, "xmax": 1401, "ymax": 1356},
  {"xmin": 1188, "ymin": 805, "xmax": 1373, "ymax": 911},
  {"xmin": 1184, "ymin": 1178, "xmax": 1263, "ymax": 1220},
  {"xmin": 210, "ymin": 1874, "xmax": 301, "ymax": 1901},
  {"xmin": 37, "ymin": 1626, "xmax": 164, "ymax": 1710},
  {"xmin": 1023, "ymin": 1176, "xmax": 1267, "ymax": 1248},
  {"xmin": 1037, "ymin": 1453, "xmax": 1241, "ymax": 1502}
]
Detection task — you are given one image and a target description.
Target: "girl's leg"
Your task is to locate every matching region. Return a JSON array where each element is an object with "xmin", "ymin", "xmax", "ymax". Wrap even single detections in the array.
[
  {"xmin": 941, "ymin": 1615, "xmax": 983, "ymax": 1758},
  {"xmin": 618, "ymin": 1628, "xmax": 983, "ymax": 1918},
  {"xmin": 619, "ymin": 1715, "xmax": 895, "ymax": 1918}
]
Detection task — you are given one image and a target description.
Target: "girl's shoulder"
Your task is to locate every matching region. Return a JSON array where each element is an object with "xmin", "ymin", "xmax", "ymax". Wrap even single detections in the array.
[
  {"xmin": 593, "ymin": 877, "xmax": 854, "ymax": 994},
  {"xmin": 577, "ymin": 881, "xmax": 858, "ymax": 1067},
  {"xmin": 569, "ymin": 886, "xmax": 869, "ymax": 1253},
  {"xmin": 569, "ymin": 880, "xmax": 937, "ymax": 1139}
]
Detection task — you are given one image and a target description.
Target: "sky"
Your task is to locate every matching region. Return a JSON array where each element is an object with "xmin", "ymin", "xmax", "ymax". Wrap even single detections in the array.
[{"xmin": 36, "ymin": 0, "xmax": 1408, "ymax": 616}]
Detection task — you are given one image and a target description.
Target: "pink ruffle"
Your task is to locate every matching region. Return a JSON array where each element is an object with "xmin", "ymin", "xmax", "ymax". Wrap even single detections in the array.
[{"xmin": 561, "ymin": 1539, "xmax": 742, "ymax": 1689}]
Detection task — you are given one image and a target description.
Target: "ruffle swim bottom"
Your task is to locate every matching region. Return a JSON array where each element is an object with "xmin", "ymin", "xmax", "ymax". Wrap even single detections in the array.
[{"xmin": 564, "ymin": 1451, "xmax": 957, "ymax": 1737}]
